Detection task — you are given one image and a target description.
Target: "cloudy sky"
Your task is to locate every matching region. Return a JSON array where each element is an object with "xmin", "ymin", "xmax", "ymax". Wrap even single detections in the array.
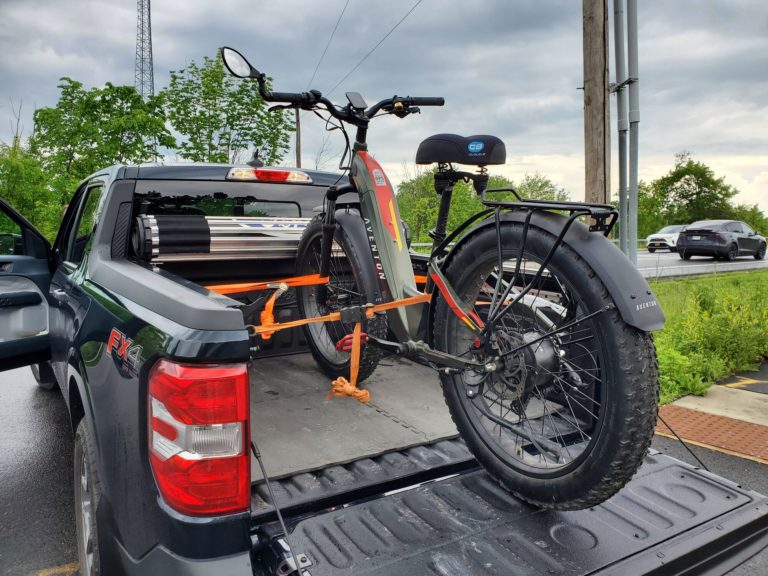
[{"xmin": 0, "ymin": 0, "xmax": 766, "ymax": 207}]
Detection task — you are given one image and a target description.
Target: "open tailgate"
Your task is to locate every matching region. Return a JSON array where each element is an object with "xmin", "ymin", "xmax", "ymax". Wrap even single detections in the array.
[{"xmin": 251, "ymin": 444, "xmax": 768, "ymax": 575}]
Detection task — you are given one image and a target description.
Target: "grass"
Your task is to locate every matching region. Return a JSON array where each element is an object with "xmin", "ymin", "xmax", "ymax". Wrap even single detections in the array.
[{"xmin": 649, "ymin": 270, "xmax": 768, "ymax": 404}]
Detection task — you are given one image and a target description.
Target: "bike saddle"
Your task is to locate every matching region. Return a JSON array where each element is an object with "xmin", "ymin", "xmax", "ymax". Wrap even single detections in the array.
[{"xmin": 415, "ymin": 134, "xmax": 506, "ymax": 166}]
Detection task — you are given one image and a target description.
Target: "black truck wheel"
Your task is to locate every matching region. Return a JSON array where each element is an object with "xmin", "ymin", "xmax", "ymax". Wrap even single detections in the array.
[
  {"xmin": 433, "ymin": 222, "xmax": 659, "ymax": 510},
  {"xmin": 74, "ymin": 420, "xmax": 102, "ymax": 576},
  {"xmin": 296, "ymin": 215, "xmax": 385, "ymax": 384},
  {"xmin": 30, "ymin": 362, "xmax": 57, "ymax": 391}
]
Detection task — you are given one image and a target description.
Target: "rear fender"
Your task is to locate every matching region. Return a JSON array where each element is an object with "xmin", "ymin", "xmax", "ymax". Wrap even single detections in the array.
[{"xmin": 438, "ymin": 211, "xmax": 665, "ymax": 332}]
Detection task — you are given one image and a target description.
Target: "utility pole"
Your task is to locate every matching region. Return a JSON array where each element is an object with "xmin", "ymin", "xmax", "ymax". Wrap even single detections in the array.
[
  {"xmin": 613, "ymin": 0, "xmax": 629, "ymax": 254},
  {"xmin": 134, "ymin": 0, "xmax": 154, "ymax": 99},
  {"xmin": 626, "ymin": 0, "xmax": 640, "ymax": 265},
  {"xmin": 294, "ymin": 109, "xmax": 302, "ymax": 167},
  {"xmin": 582, "ymin": 0, "xmax": 610, "ymax": 204}
]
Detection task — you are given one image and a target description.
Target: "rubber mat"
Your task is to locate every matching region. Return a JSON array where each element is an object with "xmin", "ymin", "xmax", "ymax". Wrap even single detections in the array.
[{"xmin": 249, "ymin": 354, "xmax": 458, "ymax": 480}]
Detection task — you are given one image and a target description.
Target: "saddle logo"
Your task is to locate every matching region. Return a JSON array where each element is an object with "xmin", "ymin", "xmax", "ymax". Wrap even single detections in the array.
[
  {"xmin": 107, "ymin": 328, "xmax": 142, "ymax": 375},
  {"xmin": 468, "ymin": 141, "xmax": 485, "ymax": 153}
]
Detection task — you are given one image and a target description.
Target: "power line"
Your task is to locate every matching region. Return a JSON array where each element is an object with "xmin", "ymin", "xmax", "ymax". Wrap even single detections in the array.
[
  {"xmin": 306, "ymin": 0, "xmax": 352, "ymax": 90},
  {"xmin": 324, "ymin": 0, "xmax": 424, "ymax": 97}
]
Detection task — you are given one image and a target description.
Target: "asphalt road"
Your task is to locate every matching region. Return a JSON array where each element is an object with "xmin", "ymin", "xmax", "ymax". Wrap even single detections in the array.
[
  {"xmin": 0, "ymin": 367, "xmax": 766, "ymax": 575},
  {"xmin": 635, "ymin": 248, "xmax": 768, "ymax": 278}
]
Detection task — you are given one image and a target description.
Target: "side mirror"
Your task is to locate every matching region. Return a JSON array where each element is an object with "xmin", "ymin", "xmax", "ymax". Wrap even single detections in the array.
[{"xmin": 221, "ymin": 47, "xmax": 259, "ymax": 78}]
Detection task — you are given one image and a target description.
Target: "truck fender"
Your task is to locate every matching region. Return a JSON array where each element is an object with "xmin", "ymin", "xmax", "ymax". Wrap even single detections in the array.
[{"xmin": 440, "ymin": 211, "xmax": 665, "ymax": 332}]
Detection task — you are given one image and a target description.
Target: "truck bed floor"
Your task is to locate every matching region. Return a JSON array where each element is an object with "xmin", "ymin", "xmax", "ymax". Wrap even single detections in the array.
[{"xmin": 282, "ymin": 450, "xmax": 768, "ymax": 575}]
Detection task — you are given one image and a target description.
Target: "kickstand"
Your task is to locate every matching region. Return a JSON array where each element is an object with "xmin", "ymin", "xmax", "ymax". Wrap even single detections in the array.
[{"xmin": 250, "ymin": 440, "xmax": 308, "ymax": 575}]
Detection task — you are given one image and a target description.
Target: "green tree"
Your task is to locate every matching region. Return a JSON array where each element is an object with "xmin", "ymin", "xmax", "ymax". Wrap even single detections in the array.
[
  {"xmin": 636, "ymin": 181, "xmax": 669, "ymax": 238},
  {"xmin": 397, "ymin": 170, "xmax": 568, "ymax": 244},
  {"xmin": 160, "ymin": 54, "xmax": 293, "ymax": 164},
  {"xmin": 652, "ymin": 152, "xmax": 738, "ymax": 224},
  {"xmin": 515, "ymin": 173, "xmax": 569, "ymax": 202},
  {"xmin": 729, "ymin": 203, "xmax": 768, "ymax": 235},
  {"xmin": 30, "ymin": 78, "xmax": 173, "ymax": 201},
  {"xmin": 0, "ymin": 136, "xmax": 60, "ymax": 241}
]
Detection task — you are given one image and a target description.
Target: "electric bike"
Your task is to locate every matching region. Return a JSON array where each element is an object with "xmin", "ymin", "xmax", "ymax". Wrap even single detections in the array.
[{"xmin": 221, "ymin": 47, "xmax": 664, "ymax": 510}]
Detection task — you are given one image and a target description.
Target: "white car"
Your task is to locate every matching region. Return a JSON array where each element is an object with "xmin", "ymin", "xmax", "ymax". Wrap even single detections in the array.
[{"xmin": 645, "ymin": 224, "xmax": 686, "ymax": 253}]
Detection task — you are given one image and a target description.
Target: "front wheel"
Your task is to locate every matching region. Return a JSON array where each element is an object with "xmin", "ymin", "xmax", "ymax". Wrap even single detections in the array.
[
  {"xmin": 433, "ymin": 222, "xmax": 659, "ymax": 510},
  {"xmin": 295, "ymin": 214, "xmax": 386, "ymax": 384}
]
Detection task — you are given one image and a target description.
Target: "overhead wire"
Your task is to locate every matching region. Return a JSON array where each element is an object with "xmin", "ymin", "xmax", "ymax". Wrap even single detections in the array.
[
  {"xmin": 323, "ymin": 0, "xmax": 425, "ymax": 97},
  {"xmin": 306, "ymin": 0, "xmax": 352, "ymax": 90}
]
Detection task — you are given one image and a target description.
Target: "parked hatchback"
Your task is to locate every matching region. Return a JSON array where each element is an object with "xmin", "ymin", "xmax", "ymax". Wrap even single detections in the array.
[
  {"xmin": 677, "ymin": 220, "xmax": 766, "ymax": 261},
  {"xmin": 646, "ymin": 224, "xmax": 686, "ymax": 253}
]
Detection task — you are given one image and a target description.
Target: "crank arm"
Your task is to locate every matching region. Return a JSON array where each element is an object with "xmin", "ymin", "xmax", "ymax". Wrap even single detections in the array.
[{"xmin": 367, "ymin": 336, "xmax": 496, "ymax": 372}]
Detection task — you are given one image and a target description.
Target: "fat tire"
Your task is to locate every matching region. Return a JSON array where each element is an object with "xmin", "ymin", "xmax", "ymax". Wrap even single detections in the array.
[
  {"xmin": 74, "ymin": 420, "xmax": 102, "ymax": 576},
  {"xmin": 296, "ymin": 215, "xmax": 385, "ymax": 384},
  {"xmin": 433, "ymin": 223, "xmax": 659, "ymax": 510}
]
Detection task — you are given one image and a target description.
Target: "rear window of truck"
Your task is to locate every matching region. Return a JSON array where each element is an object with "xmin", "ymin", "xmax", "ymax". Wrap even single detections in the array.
[{"xmin": 132, "ymin": 180, "xmax": 327, "ymax": 218}]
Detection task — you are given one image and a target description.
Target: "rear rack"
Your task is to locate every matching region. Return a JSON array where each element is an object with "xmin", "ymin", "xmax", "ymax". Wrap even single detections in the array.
[{"xmin": 481, "ymin": 187, "xmax": 618, "ymax": 235}]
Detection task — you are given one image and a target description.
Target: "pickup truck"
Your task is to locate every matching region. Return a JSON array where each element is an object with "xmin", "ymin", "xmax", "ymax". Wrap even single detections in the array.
[{"xmin": 1, "ymin": 163, "xmax": 766, "ymax": 576}]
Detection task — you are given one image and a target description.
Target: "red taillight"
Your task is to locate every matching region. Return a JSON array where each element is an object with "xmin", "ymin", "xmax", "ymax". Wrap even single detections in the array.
[
  {"xmin": 226, "ymin": 167, "xmax": 312, "ymax": 183},
  {"xmin": 148, "ymin": 359, "xmax": 250, "ymax": 516}
]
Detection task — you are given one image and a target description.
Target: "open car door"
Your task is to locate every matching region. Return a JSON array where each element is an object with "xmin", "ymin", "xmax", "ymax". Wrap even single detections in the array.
[{"xmin": 0, "ymin": 197, "xmax": 52, "ymax": 371}]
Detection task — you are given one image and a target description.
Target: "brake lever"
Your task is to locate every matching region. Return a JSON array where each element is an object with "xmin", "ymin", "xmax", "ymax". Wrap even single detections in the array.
[
  {"xmin": 268, "ymin": 104, "xmax": 295, "ymax": 113},
  {"xmin": 393, "ymin": 106, "xmax": 420, "ymax": 119}
]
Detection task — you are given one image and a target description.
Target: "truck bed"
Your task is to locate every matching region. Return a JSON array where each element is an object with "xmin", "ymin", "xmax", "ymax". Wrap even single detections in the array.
[{"xmin": 248, "ymin": 353, "xmax": 768, "ymax": 576}]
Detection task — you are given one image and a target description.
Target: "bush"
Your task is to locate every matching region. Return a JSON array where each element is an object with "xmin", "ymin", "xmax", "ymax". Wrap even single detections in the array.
[{"xmin": 650, "ymin": 271, "xmax": 768, "ymax": 403}]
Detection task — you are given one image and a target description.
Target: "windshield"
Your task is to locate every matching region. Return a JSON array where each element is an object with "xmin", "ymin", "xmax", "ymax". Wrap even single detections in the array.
[{"xmin": 658, "ymin": 225, "xmax": 684, "ymax": 234}]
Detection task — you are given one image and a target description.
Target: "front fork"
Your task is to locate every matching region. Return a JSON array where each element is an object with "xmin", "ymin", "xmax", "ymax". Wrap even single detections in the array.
[{"xmin": 319, "ymin": 184, "xmax": 355, "ymax": 277}]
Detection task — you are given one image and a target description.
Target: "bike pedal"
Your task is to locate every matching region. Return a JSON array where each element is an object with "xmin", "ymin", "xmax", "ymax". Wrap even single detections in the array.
[{"xmin": 335, "ymin": 332, "xmax": 368, "ymax": 351}]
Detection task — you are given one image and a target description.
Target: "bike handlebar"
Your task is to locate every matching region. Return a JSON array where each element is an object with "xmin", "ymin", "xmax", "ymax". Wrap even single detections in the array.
[
  {"xmin": 266, "ymin": 91, "xmax": 308, "ymax": 105},
  {"xmin": 408, "ymin": 97, "xmax": 445, "ymax": 106},
  {"xmin": 256, "ymin": 73, "xmax": 443, "ymax": 126}
]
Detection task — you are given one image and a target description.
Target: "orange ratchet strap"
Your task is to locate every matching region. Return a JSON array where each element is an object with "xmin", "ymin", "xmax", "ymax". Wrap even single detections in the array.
[
  {"xmin": 248, "ymin": 292, "xmax": 432, "ymax": 338},
  {"xmin": 326, "ymin": 322, "xmax": 370, "ymax": 403},
  {"xmin": 205, "ymin": 274, "xmax": 329, "ymax": 295}
]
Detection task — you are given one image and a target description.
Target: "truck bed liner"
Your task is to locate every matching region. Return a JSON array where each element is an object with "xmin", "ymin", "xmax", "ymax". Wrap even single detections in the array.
[{"xmin": 259, "ymin": 447, "xmax": 768, "ymax": 575}]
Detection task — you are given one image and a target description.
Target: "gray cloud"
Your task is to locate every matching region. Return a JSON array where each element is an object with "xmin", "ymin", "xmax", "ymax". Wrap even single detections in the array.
[{"xmin": 1, "ymin": 0, "xmax": 765, "ymax": 206}]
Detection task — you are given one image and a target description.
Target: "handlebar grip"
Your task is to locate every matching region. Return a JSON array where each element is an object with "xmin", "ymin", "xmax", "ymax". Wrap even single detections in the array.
[
  {"xmin": 266, "ymin": 91, "xmax": 306, "ymax": 104},
  {"xmin": 409, "ymin": 97, "xmax": 444, "ymax": 106}
]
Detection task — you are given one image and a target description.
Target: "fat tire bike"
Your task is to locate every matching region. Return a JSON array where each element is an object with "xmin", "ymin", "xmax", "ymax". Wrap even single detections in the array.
[{"xmin": 222, "ymin": 47, "xmax": 664, "ymax": 510}]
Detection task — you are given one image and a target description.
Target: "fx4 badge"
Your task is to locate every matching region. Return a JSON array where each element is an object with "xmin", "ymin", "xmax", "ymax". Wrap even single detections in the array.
[{"xmin": 107, "ymin": 328, "xmax": 142, "ymax": 375}]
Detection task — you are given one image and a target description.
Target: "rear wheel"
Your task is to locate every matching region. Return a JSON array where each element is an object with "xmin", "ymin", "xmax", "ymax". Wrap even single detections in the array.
[
  {"xmin": 727, "ymin": 243, "xmax": 738, "ymax": 261},
  {"xmin": 647, "ymin": 247, "xmax": 656, "ymax": 253},
  {"xmin": 680, "ymin": 251, "xmax": 691, "ymax": 260},
  {"xmin": 433, "ymin": 223, "xmax": 659, "ymax": 510},
  {"xmin": 74, "ymin": 420, "xmax": 101, "ymax": 576},
  {"xmin": 296, "ymin": 215, "xmax": 385, "ymax": 384},
  {"xmin": 755, "ymin": 243, "xmax": 766, "ymax": 260}
]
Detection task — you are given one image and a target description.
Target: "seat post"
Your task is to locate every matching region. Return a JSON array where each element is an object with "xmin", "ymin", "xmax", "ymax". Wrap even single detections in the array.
[{"xmin": 430, "ymin": 165, "xmax": 458, "ymax": 252}]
